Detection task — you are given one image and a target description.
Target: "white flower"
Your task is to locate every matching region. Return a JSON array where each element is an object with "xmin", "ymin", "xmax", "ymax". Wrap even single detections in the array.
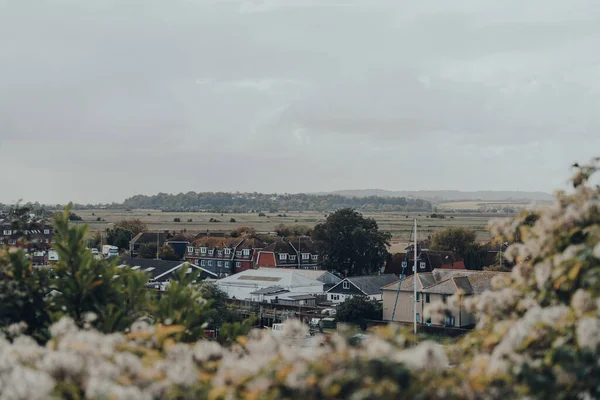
[
  {"xmin": 38, "ymin": 351, "xmax": 85, "ymax": 380},
  {"xmin": 593, "ymin": 242, "xmax": 600, "ymax": 259},
  {"xmin": 576, "ymin": 318, "xmax": 600, "ymax": 351},
  {"xmin": 571, "ymin": 289, "xmax": 595, "ymax": 317},
  {"xmin": 49, "ymin": 317, "xmax": 78, "ymax": 338},
  {"xmin": 83, "ymin": 312, "xmax": 98, "ymax": 323},
  {"xmin": 392, "ymin": 341, "xmax": 448, "ymax": 370},
  {"xmin": 0, "ymin": 365, "xmax": 55, "ymax": 400},
  {"xmin": 535, "ymin": 261, "xmax": 552, "ymax": 290},
  {"xmin": 114, "ymin": 352, "xmax": 143, "ymax": 375},
  {"xmin": 192, "ymin": 340, "xmax": 223, "ymax": 363}
]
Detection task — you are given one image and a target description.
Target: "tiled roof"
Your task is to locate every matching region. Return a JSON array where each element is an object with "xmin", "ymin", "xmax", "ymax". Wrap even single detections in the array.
[
  {"xmin": 262, "ymin": 241, "xmax": 297, "ymax": 254},
  {"xmin": 383, "ymin": 270, "xmax": 507, "ymax": 295},
  {"xmin": 131, "ymin": 232, "xmax": 168, "ymax": 246},
  {"xmin": 192, "ymin": 237, "xmax": 241, "ymax": 249},
  {"xmin": 118, "ymin": 257, "xmax": 217, "ymax": 281},
  {"xmin": 345, "ymin": 274, "xmax": 399, "ymax": 295}
]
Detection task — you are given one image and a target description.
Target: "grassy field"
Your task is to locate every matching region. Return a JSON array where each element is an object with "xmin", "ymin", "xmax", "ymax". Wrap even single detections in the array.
[{"xmin": 77, "ymin": 209, "xmax": 508, "ymax": 249}]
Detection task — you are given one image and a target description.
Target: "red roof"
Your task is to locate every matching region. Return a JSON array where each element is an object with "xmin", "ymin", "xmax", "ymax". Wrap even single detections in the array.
[{"xmin": 256, "ymin": 251, "xmax": 277, "ymax": 267}]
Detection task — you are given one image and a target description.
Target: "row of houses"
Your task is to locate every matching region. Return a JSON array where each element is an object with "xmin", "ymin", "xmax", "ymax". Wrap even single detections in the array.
[
  {"xmin": 130, "ymin": 232, "xmax": 322, "ymax": 277},
  {"xmin": 117, "ymin": 255, "xmax": 501, "ymax": 329}
]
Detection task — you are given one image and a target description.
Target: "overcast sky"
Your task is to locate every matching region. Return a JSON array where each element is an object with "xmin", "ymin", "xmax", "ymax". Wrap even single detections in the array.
[{"xmin": 1, "ymin": 0, "xmax": 599, "ymax": 204}]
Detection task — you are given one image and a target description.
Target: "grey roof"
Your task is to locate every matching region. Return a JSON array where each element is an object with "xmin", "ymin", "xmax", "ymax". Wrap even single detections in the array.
[
  {"xmin": 346, "ymin": 274, "xmax": 399, "ymax": 295},
  {"xmin": 249, "ymin": 286, "xmax": 288, "ymax": 295},
  {"xmin": 383, "ymin": 270, "xmax": 508, "ymax": 295},
  {"xmin": 118, "ymin": 257, "xmax": 218, "ymax": 281}
]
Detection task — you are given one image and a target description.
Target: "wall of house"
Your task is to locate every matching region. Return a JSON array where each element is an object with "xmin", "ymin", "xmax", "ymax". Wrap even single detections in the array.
[{"xmin": 382, "ymin": 290, "xmax": 475, "ymax": 328}]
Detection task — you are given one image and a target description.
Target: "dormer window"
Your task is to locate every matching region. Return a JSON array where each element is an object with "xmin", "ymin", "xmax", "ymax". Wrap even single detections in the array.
[
  {"xmin": 420, "ymin": 262, "xmax": 426, "ymax": 270},
  {"xmin": 242, "ymin": 249, "xmax": 250, "ymax": 256},
  {"xmin": 187, "ymin": 246, "xmax": 194, "ymax": 254},
  {"xmin": 290, "ymin": 255, "xmax": 297, "ymax": 261},
  {"xmin": 343, "ymin": 281, "xmax": 350, "ymax": 289},
  {"xmin": 311, "ymin": 255, "xmax": 318, "ymax": 261},
  {"xmin": 279, "ymin": 253, "xmax": 288, "ymax": 260},
  {"xmin": 195, "ymin": 249, "xmax": 200, "ymax": 255},
  {"xmin": 236, "ymin": 251, "xmax": 242, "ymax": 257},
  {"xmin": 302, "ymin": 253, "xmax": 310, "ymax": 260},
  {"xmin": 44, "ymin": 229, "xmax": 50, "ymax": 235},
  {"xmin": 217, "ymin": 250, "xmax": 223, "ymax": 256},
  {"xmin": 3, "ymin": 230, "xmax": 11, "ymax": 236},
  {"xmin": 200, "ymin": 247, "xmax": 207, "ymax": 254},
  {"xmin": 224, "ymin": 248, "xmax": 231, "ymax": 255},
  {"xmin": 208, "ymin": 249, "xmax": 214, "ymax": 256}
]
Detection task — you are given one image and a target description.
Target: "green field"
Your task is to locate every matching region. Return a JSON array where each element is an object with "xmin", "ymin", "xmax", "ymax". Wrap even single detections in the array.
[{"xmin": 78, "ymin": 209, "xmax": 507, "ymax": 249}]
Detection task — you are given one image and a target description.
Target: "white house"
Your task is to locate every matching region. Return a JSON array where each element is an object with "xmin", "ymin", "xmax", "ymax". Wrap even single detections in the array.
[
  {"xmin": 326, "ymin": 274, "xmax": 398, "ymax": 304},
  {"xmin": 216, "ymin": 268, "xmax": 325, "ymax": 300}
]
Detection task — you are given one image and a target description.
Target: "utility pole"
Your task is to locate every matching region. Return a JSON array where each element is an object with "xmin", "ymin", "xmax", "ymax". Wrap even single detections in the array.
[
  {"xmin": 413, "ymin": 218, "xmax": 418, "ymax": 336},
  {"xmin": 156, "ymin": 230, "xmax": 159, "ymax": 260}
]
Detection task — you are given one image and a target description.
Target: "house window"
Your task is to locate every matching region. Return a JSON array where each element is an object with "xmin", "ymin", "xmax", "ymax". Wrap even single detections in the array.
[
  {"xmin": 426, "ymin": 317, "xmax": 432, "ymax": 325},
  {"xmin": 8, "ymin": 239, "xmax": 16, "ymax": 245},
  {"xmin": 200, "ymin": 247, "xmax": 207, "ymax": 254},
  {"xmin": 217, "ymin": 261, "xmax": 223, "ymax": 267},
  {"xmin": 311, "ymin": 255, "xmax": 318, "ymax": 261},
  {"xmin": 420, "ymin": 262, "xmax": 426, "ymax": 270},
  {"xmin": 236, "ymin": 251, "xmax": 242, "ymax": 257},
  {"xmin": 44, "ymin": 229, "xmax": 50, "ymax": 235},
  {"xmin": 242, "ymin": 249, "xmax": 250, "ymax": 256},
  {"xmin": 236, "ymin": 262, "xmax": 241, "ymax": 268},
  {"xmin": 279, "ymin": 253, "xmax": 288, "ymax": 260},
  {"xmin": 416, "ymin": 293, "xmax": 420, "ymax": 301},
  {"xmin": 416, "ymin": 313, "xmax": 420, "ymax": 323},
  {"xmin": 224, "ymin": 261, "xmax": 230, "ymax": 267},
  {"xmin": 208, "ymin": 250, "xmax": 214, "ymax": 256},
  {"xmin": 187, "ymin": 246, "xmax": 194, "ymax": 254},
  {"xmin": 208, "ymin": 260, "xmax": 213, "ymax": 266},
  {"xmin": 217, "ymin": 250, "xmax": 223, "ymax": 256},
  {"xmin": 342, "ymin": 281, "xmax": 349, "ymax": 289},
  {"xmin": 290, "ymin": 255, "xmax": 297, "ymax": 261},
  {"xmin": 426, "ymin": 293, "xmax": 430, "ymax": 303},
  {"xmin": 302, "ymin": 253, "xmax": 310, "ymax": 260},
  {"xmin": 445, "ymin": 316, "xmax": 455, "ymax": 326},
  {"xmin": 3, "ymin": 230, "xmax": 11, "ymax": 236},
  {"xmin": 224, "ymin": 248, "xmax": 231, "ymax": 255}
]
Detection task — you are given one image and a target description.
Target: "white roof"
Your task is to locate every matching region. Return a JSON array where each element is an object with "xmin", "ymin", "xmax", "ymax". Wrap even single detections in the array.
[
  {"xmin": 218, "ymin": 268, "xmax": 323, "ymax": 289},
  {"xmin": 293, "ymin": 270, "xmax": 329, "ymax": 280}
]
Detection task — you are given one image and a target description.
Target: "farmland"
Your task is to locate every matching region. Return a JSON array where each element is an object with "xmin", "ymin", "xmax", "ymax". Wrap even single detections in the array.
[{"xmin": 77, "ymin": 209, "xmax": 507, "ymax": 251}]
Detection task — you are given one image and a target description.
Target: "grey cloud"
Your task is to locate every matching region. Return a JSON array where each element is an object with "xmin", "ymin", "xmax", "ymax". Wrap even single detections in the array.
[{"xmin": 1, "ymin": 0, "xmax": 599, "ymax": 203}]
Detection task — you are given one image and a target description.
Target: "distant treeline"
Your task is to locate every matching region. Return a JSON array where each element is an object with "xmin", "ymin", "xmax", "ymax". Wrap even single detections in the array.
[{"xmin": 119, "ymin": 192, "xmax": 432, "ymax": 212}]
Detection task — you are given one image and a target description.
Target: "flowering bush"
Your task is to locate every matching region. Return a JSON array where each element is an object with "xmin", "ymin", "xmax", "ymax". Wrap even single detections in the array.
[{"xmin": 0, "ymin": 158, "xmax": 599, "ymax": 399}]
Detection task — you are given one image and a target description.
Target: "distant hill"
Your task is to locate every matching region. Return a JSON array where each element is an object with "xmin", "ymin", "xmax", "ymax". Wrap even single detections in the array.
[
  {"xmin": 118, "ymin": 192, "xmax": 433, "ymax": 212},
  {"xmin": 319, "ymin": 190, "xmax": 554, "ymax": 204}
]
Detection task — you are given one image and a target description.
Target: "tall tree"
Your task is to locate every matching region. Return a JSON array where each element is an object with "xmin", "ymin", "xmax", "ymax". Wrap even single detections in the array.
[
  {"xmin": 312, "ymin": 208, "xmax": 391, "ymax": 277},
  {"xmin": 115, "ymin": 218, "xmax": 148, "ymax": 236},
  {"xmin": 430, "ymin": 227, "xmax": 488, "ymax": 270}
]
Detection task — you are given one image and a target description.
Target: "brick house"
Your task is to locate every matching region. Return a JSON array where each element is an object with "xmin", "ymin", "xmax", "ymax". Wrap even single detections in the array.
[
  {"xmin": 255, "ymin": 238, "xmax": 321, "ymax": 270},
  {"xmin": 184, "ymin": 237, "xmax": 266, "ymax": 277},
  {"xmin": 385, "ymin": 244, "xmax": 465, "ymax": 277},
  {"xmin": 0, "ymin": 223, "xmax": 55, "ymax": 264}
]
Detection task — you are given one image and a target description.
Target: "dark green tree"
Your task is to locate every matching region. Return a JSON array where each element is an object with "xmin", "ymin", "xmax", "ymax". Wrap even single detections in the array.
[
  {"xmin": 336, "ymin": 295, "xmax": 382, "ymax": 331},
  {"xmin": 158, "ymin": 244, "xmax": 178, "ymax": 261},
  {"xmin": 51, "ymin": 204, "xmax": 151, "ymax": 332},
  {"xmin": 114, "ymin": 218, "xmax": 147, "ymax": 236},
  {"xmin": 312, "ymin": 209, "xmax": 391, "ymax": 277},
  {"xmin": 430, "ymin": 227, "xmax": 487, "ymax": 270},
  {"xmin": 138, "ymin": 243, "xmax": 158, "ymax": 259},
  {"xmin": 106, "ymin": 226, "xmax": 133, "ymax": 250},
  {"xmin": 0, "ymin": 250, "xmax": 53, "ymax": 343}
]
